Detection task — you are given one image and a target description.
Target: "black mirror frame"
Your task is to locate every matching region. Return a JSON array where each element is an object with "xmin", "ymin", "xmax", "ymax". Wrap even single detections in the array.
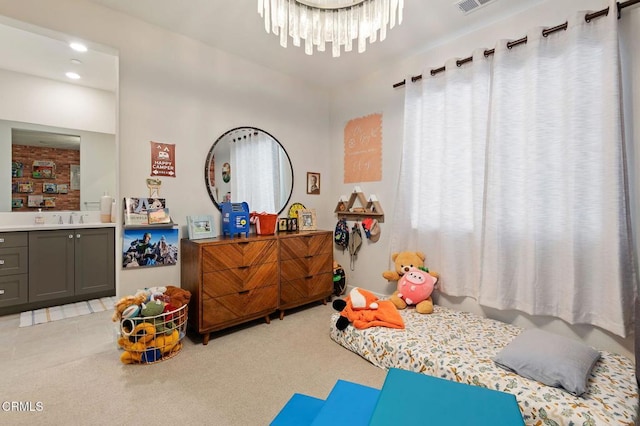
[{"xmin": 204, "ymin": 126, "xmax": 294, "ymax": 216}]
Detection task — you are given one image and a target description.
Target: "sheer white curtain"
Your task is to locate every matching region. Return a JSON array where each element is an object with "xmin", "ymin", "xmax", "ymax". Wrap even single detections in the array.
[
  {"xmin": 394, "ymin": 3, "xmax": 635, "ymax": 337},
  {"xmin": 231, "ymin": 132, "xmax": 280, "ymax": 212},
  {"xmin": 392, "ymin": 50, "xmax": 491, "ymax": 299}
]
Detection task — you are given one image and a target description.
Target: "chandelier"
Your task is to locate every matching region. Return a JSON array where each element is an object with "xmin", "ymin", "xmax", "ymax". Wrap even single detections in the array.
[{"xmin": 258, "ymin": 0, "xmax": 404, "ymax": 57}]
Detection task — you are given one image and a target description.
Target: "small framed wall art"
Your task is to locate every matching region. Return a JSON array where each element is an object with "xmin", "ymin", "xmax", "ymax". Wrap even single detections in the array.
[
  {"xmin": 307, "ymin": 172, "xmax": 320, "ymax": 195},
  {"xmin": 187, "ymin": 215, "xmax": 215, "ymax": 240},
  {"xmin": 298, "ymin": 209, "xmax": 317, "ymax": 231}
]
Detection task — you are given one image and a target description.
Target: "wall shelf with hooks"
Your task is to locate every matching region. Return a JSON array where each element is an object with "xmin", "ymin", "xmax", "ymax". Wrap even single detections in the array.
[{"xmin": 334, "ymin": 190, "xmax": 384, "ymax": 223}]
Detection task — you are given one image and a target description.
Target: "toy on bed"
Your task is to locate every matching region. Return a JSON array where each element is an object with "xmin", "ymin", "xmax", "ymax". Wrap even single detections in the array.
[
  {"xmin": 332, "ymin": 287, "xmax": 404, "ymax": 331},
  {"xmin": 382, "ymin": 251, "xmax": 439, "ymax": 314}
]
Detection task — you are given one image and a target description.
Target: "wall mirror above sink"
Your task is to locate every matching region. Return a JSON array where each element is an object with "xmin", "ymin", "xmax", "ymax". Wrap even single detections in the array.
[
  {"xmin": 0, "ymin": 15, "xmax": 118, "ymax": 213},
  {"xmin": 205, "ymin": 127, "xmax": 294, "ymax": 215}
]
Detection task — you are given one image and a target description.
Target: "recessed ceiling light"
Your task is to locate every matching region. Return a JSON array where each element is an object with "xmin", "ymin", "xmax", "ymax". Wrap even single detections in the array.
[
  {"xmin": 65, "ymin": 72, "xmax": 81, "ymax": 80},
  {"xmin": 70, "ymin": 59, "xmax": 83, "ymax": 65},
  {"xmin": 69, "ymin": 42, "xmax": 87, "ymax": 52}
]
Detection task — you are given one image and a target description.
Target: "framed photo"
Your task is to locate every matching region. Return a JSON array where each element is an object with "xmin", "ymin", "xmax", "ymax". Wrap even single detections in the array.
[
  {"xmin": 122, "ymin": 228, "xmax": 179, "ymax": 268},
  {"xmin": 286, "ymin": 218, "xmax": 298, "ymax": 232},
  {"xmin": 298, "ymin": 209, "xmax": 317, "ymax": 231},
  {"xmin": 57, "ymin": 184, "xmax": 68, "ymax": 194},
  {"xmin": 278, "ymin": 218, "xmax": 288, "ymax": 232},
  {"xmin": 43, "ymin": 183, "xmax": 57, "ymax": 194},
  {"xmin": 307, "ymin": 172, "xmax": 320, "ymax": 195},
  {"xmin": 187, "ymin": 215, "xmax": 215, "ymax": 240}
]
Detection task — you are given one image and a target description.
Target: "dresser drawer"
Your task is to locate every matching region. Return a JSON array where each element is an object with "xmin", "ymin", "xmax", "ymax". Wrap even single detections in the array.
[
  {"xmin": 203, "ymin": 240, "xmax": 278, "ymax": 272},
  {"xmin": 0, "ymin": 232, "xmax": 28, "ymax": 249},
  {"xmin": 280, "ymin": 233, "xmax": 332, "ymax": 261},
  {"xmin": 202, "ymin": 261, "xmax": 279, "ymax": 297},
  {"xmin": 0, "ymin": 247, "xmax": 28, "ymax": 276},
  {"xmin": 201, "ymin": 284, "xmax": 278, "ymax": 328},
  {"xmin": 280, "ymin": 252, "xmax": 332, "ymax": 281},
  {"xmin": 0, "ymin": 274, "xmax": 28, "ymax": 307},
  {"xmin": 280, "ymin": 272, "xmax": 332, "ymax": 307}
]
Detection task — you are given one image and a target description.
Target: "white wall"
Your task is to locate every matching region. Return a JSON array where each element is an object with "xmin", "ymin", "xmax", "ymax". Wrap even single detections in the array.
[
  {"xmin": 0, "ymin": 0, "xmax": 333, "ymax": 298},
  {"xmin": 329, "ymin": 0, "xmax": 639, "ymax": 358}
]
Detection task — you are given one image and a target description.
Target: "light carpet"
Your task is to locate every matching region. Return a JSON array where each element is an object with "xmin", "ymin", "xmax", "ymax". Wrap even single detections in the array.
[{"xmin": 18, "ymin": 296, "xmax": 117, "ymax": 327}]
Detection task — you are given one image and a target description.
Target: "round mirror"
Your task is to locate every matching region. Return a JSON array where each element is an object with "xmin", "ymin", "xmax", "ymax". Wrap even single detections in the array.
[{"xmin": 205, "ymin": 127, "xmax": 294, "ymax": 215}]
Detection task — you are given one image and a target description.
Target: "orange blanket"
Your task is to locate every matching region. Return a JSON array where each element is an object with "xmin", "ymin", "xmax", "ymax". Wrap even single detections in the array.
[{"xmin": 341, "ymin": 288, "xmax": 404, "ymax": 330}]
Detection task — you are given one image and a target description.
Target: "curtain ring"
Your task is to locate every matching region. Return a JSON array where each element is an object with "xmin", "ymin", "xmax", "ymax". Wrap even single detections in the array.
[{"xmin": 456, "ymin": 60, "xmax": 461, "ymax": 67}]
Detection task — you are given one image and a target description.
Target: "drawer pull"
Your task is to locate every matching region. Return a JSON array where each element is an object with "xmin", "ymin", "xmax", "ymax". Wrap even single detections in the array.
[
  {"xmin": 0, "ymin": 260, "xmax": 4, "ymax": 265},
  {"xmin": 0, "ymin": 289, "xmax": 4, "ymax": 295},
  {"xmin": 0, "ymin": 238, "xmax": 4, "ymax": 243},
  {"xmin": 305, "ymin": 255, "xmax": 313, "ymax": 258},
  {"xmin": 305, "ymin": 275, "xmax": 313, "ymax": 279},
  {"xmin": 239, "ymin": 290, "xmax": 250, "ymax": 295},
  {"xmin": 239, "ymin": 266, "xmax": 249, "ymax": 270}
]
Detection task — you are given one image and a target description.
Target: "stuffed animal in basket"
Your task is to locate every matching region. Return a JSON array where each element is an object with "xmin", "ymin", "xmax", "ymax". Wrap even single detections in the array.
[
  {"xmin": 118, "ymin": 322, "xmax": 181, "ymax": 364},
  {"xmin": 111, "ymin": 291, "xmax": 148, "ymax": 322},
  {"xmin": 332, "ymin": 287, "xmax": 404, "ymax": 331},
  {"xmin": 382, "ymin": 251, "xmax": 439, "ymax": 314},
  {"xmin": 118, "ymin": 322, "xmax": 158, "ymax": 364}
]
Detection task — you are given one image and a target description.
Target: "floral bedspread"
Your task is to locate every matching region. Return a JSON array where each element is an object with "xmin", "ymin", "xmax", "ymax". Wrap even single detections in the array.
[{"xmin": 330, "ymin": 305, "xmax": 639, "ymax": 425}]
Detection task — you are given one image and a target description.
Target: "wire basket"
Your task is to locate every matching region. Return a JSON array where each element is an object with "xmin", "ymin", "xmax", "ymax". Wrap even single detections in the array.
[{"xmin": 117, "ymin": 303, "xmax": 188, "ymax": 364}]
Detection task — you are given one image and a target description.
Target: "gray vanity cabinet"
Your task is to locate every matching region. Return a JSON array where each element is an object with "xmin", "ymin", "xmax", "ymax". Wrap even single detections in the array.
[
  {"xmin": 0, "ymin": 232, "xmax": 29, "ymax": 308},
  {"xmin": 28, "ymin": 228, "xmax": 115, "ymax": 303}
]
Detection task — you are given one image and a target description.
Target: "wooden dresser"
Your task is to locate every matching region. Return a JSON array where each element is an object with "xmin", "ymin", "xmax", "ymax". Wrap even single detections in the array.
[
  {"xmin": 278, "ymin": 231, "xmax": 333, "ymax": 319},
  {"xmin": 181, "ymin": 231, "xmax": 332, "ymax": 344}
]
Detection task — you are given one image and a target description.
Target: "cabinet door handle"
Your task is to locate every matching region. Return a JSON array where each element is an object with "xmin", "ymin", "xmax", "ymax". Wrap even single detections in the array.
[
  {"xmin": 68, "ymin": 234, "xmax": 74, "ymax": 239},
  {"xmin": 76, "ymin": 234, "xmax": 81, "ymax": 238},
  {"xmin": 0, "ymin": 259, "xmax": 4, "ymax": 265},
  {"xmin": 0, "ymin": 238, "xmax": 4, "ymax": 243},
  {"xmin": 0, "ymin": 289, "xmax": 4, "ymax": 295}
]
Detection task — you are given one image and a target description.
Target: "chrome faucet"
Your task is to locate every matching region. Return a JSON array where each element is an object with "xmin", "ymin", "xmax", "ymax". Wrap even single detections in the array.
[
  {"xmin": 69, "ymin": 213, "xmax": 74, "ymax": 224},
  {"xmin": 54, "ymin": 214, "xmax": 63, "ymax": 224}
]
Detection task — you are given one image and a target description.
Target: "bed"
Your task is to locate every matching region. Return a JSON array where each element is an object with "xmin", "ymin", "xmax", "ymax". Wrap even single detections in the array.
[{"xmin": 330, "ymin": 305, "xmax": 639, "ymax": 425}]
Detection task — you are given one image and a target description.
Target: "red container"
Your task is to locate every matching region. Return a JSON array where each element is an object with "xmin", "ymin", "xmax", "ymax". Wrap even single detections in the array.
[{"xmin": 252, "ymin": 212, "xmax": 278, "ymax": 235}]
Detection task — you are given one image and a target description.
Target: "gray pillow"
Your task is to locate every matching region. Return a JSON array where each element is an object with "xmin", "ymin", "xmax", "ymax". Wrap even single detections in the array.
[{"xmin": 493, "ymin": 328, "xmax": 600, "ymax": 396}]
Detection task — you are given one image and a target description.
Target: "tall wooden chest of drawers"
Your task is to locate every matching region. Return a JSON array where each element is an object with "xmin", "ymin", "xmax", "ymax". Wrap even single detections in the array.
[{"xmin": 181, "ymin": 231, "xmax": 333, "ymax": 344}]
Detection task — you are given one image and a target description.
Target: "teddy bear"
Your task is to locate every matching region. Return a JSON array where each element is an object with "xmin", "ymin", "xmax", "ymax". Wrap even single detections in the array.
[
  {"xmin": 111, "ymin": 291, "xmax": 148, "ymax": 322},
  {"xmin": 164, "ymin": 285, "xmax": 191, "ymax": 308},
  {"xmin": 381, "ymin": 251, "xmax": 439, "ymax": 314}
]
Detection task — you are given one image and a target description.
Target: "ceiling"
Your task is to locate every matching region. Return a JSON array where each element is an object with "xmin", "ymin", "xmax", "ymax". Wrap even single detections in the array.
[
  {"xmin": 0, "ymin": 15, "xmax": 117, "ymax": 92},
  {"xmin": 86, "ymin": 0, "xmax": 550, "ymax": 88}
]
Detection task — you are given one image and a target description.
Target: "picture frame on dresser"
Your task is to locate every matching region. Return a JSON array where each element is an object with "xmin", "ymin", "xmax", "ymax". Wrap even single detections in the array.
[
  {"xmin": 298, "ymin": 209, "xmax": 317, "ymax": 231},
  {"xmin": 187, "ymin": 215, "xmax": 215, "ymax": 240}
]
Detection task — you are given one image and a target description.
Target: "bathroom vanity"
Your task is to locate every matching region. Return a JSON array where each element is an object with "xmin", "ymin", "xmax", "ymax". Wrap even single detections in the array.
[{"xmin": 0, "ymin": 221, "xmax": 115, "ymax": 315}]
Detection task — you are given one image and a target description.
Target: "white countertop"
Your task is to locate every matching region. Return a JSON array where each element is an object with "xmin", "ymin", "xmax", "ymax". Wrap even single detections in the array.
[
  {"xmin": 0, "ymin": 222, "xmax": 116, "ymax": 232},
  {"xmin": 0, "ymin": 211, "xmax": 117, "ymax": 232}
]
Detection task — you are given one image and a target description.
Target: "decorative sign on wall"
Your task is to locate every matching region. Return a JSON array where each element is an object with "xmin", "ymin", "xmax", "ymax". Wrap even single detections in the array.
[
  {"xmin": 150, "ymin": 141, "xmax": 176, "ymax": 177},
  {"xmin": 344, "ymin": 113, "xmax": 382, "ymax": 183}
]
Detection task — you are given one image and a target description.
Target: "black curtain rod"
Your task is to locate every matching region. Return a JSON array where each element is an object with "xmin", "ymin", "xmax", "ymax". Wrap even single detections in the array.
[{"xmin": 392, "ymin": 0, "xmax": 640, "ymax": 89}]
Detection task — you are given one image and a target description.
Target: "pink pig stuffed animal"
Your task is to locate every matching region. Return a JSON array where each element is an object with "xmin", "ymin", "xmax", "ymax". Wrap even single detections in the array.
[{"xmin": 390, "ymin": 267, "xmax": 437, "ymax": 314}]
